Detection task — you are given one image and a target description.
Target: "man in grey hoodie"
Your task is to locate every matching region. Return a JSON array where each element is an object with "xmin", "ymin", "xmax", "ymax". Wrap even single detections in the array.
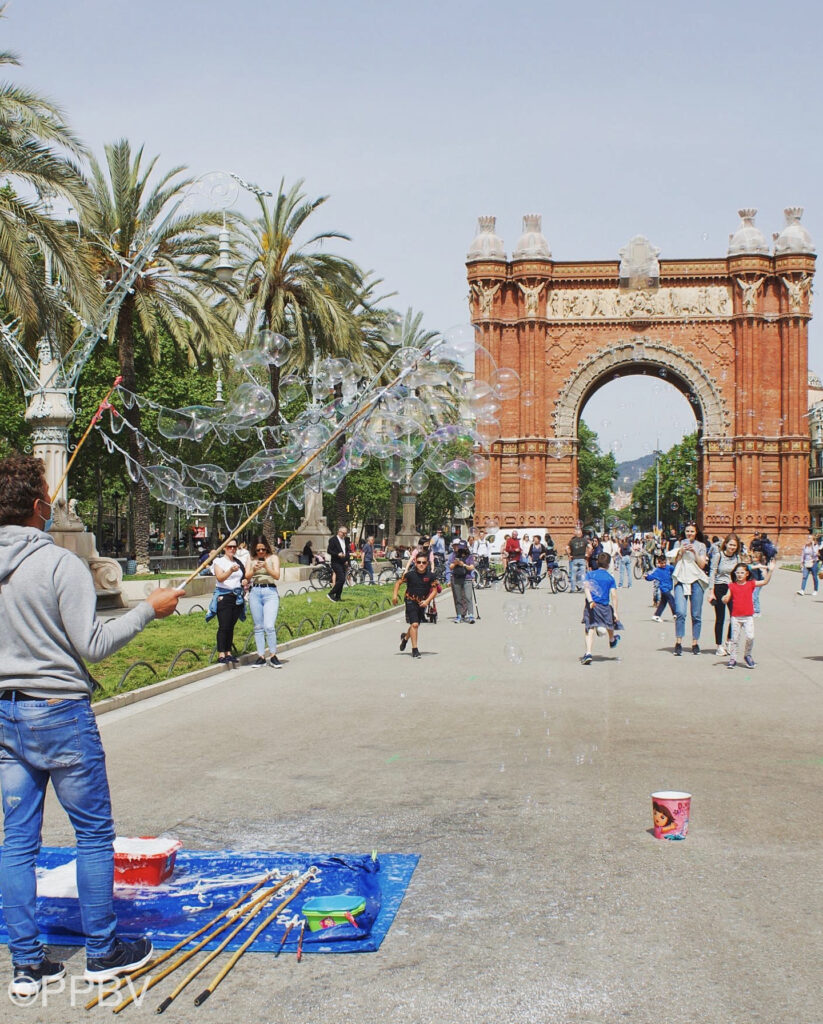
[{"xmin": 0, "ymin": 455, "xmax": 181, "ymax": 997}]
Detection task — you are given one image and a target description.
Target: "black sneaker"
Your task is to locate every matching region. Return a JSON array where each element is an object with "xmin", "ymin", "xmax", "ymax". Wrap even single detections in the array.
[
  {"xmin": 674, "ymin": 644, "xmax": 682, "ymax": 657},
  {"xmin": 412, "ymin": 649, "xmax": 421, "ymax": 659},
  {"xmin": 269, "ymin": 656, "xmax": 283, "ymax": 669},
  {"xmin": 10, "ymin": 957, "xmax": 65, "ymax": 998},
  {"xmin": 84, "ymin": 937, "xmax": 153, "ymax": 982},
  {"xmin": 252, "ymin": 656, "xmax": 266, "ymax": 667},
  {"xmin": 399, "ymin": 632, "xmax": 408, "ymax": 652}
]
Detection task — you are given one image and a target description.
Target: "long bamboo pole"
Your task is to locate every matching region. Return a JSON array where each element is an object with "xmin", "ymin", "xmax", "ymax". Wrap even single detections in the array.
[
  {"xmin": 176, "ymin": 353, "xmax": 432, "ymax": 591},
  {"xmin": 110, "ymin": 874, "xmax": 296, "ymax": 1015},
  {"xmin": 151, "ymin": 880, "xmax": 291, "ymax": 1015},
  {"xmin": 84, "ymin": 869, "xmax": 283, "ymax": 1010},
  {"xmin": 192, "ymin": 868, "xmax": 317, "ymax": 1007},
  {"xmin": 50, "ymin": 375, "xmax": 123, "ymax": 503}
]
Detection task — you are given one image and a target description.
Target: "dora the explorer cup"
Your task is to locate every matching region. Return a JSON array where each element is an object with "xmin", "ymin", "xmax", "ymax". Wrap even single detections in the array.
[{"xmin": 651, "ymin": 791, "xmax": 691, "ymax": 840}]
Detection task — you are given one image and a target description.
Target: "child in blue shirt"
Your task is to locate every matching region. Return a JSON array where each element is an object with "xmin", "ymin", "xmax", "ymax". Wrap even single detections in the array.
[
  {"xmin": 645, "ymin": 554, "xmax": 675, "ymax": 621},
  {"xmin": 581, "ymin": 552, "xmax": 620, "ymax": 665}
]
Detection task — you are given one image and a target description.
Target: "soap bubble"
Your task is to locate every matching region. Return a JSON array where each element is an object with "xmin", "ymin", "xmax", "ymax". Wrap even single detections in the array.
[
  {"xmin": 503, "ymin": 599, "xmax": 529, "ymax": 626},
  {"xmin": 186, "ymin": 464, "xmax": 230, "ymax": 492},
  {"xmin": 503, "ymin": 642, "xmax": 524, "ymax": 664},
  {"xmin": 521, "ymin": 389, "xmax": 535, "ymax": 407},
  {"xmin": 491, "ymin": 367, "xmax": 521, "ymax": 401},
  {"xmin": 439, "ymin": 459, "xmax": 475, "ymax": 490},
  {"xmin": 670, "ymin": 501, "xmax": 679, "ymax": 511},
  {"xmin": 409, "ymin": 469, "xmax": 428, "ymax": 494},
  {"xmin": 256, "ymin": 329, "xmax": 292, "ymax": 368},
  {"xmin": 518, "ymin": 463, "xmax": 533, "ymax": 480},
  {"xmin": 223, "ymin": 383, "xmax": 276, "ymax": 426}
]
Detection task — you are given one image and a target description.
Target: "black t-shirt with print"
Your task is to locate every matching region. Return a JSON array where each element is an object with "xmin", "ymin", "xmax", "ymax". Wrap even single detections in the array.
[{"xmin": 404, "ymin": 567, "xmax": 435, "ymax": 601}]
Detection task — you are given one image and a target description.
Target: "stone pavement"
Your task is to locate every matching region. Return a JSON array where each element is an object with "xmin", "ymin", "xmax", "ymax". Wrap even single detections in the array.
[{"xmin": 1, "ymin": 569, "xmax": 821, "ymax": 1022}]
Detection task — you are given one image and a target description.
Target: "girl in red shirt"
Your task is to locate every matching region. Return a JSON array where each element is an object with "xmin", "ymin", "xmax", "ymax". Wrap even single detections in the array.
[{"xmin": 721, "ymin": 561, "xmax": 773, "ymax": 669}]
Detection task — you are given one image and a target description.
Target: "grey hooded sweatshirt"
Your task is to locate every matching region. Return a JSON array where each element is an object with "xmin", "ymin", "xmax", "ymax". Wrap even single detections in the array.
[{"xmin": 0, "ymin": 525, "xmax": 155, "ymax": 699}]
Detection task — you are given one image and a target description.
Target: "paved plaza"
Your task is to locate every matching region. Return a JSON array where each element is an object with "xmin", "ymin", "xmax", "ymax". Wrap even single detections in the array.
[{"xmin": 1, "ymin": 568, "xmax": 820, "ymax": 1023}]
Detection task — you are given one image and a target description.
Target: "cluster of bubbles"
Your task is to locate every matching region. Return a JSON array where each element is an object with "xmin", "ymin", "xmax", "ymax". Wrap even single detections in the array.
[{"xmin": 99, "ymin": 325, "xmax": 523, "ymax": 517}]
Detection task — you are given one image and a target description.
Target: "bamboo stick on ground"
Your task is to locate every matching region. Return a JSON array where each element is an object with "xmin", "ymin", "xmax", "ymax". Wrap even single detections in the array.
[
  {"xmin": 192, "ymin": 868, "xmax": 318, "ymax": 1007},
  {"xmin": 153, "ymin": 872, "xmax": 309, "ymax": 1015},
  {"xmin": 110, "ymin": 876, "xmax": 295, "ymax": 1015},
  {"xmin": 84, "ymin": 870, "xmax": 285, "ymax": 1010}
]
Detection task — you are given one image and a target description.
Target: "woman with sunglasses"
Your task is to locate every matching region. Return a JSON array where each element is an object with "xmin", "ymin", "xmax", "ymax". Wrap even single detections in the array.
[
  {"xmin": 212, "ymin": 540, "xmax": 246, "ymax": 664},
  {"xmin": 245, "ymin": 535, "xmax": 282, "ymax": 668}
]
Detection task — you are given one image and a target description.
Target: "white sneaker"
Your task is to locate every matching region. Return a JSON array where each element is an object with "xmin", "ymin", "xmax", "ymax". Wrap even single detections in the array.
[
  {"xmin": 652, "ymin": 615, "xmax": 661, "ymax": 622},
  {"xmin": 716, "ymin": 646, "xmax": 726, "ymax": 657},
  {"xmin": 796, "ymin": 590, "xmax": 805, "ymax": 596}
]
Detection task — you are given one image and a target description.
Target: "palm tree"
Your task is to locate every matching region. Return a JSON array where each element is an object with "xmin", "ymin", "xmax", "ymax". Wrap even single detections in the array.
[
  {"xmin": 237, "ymin": 179, "xmax": 366, "ymax": 424},
  {"xmin": 236, "ymin": 179, "xmax": 375, "ymax": 534},
  {"xmin": 86, "ymin": 139, "xmax": 239, "ymax": 568},
  {"xmin": 0, "ymin": 39, "xmax": 97, "ymax": 327}
]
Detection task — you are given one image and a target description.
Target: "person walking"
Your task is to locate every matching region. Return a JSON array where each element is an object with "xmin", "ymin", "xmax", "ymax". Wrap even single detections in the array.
[
  {"xmin": 617, "ymin": 534, "xmax": 633, "ymax": 588},
  {"xmin": 706, "ymin": 533, "xmax": 742, "ymax": 656},
  {"xmin": 0, "ymin": 454, "xmax": 182, "ymax": 995},
  {"xmin": 797, "ymin": 533, "xmax": 819, "ymax": 596},
  {"xmin": 211, "ymin": 540, "xmax": 247, "ymax": 664},
  {"xmin": 567, "ymin": 525, "xmax": 589, "ymax": 593},
  {"xmin": 671, "ymin": 522, "xmax": 709, "ymax": 656},
  {"xmin": 327, "ymin": 526, "xmax": 351, "ymax": 602},
  {"xmin": 361, "ymin": 535, "xmax": 375, "ymax": 584},
  {"xmin": 448, "ymin": 538, "xmax": 475, "ymax": 623},
  {"xmin": 245, "ymin": 535, "xmax": 282, "ymax": 668},
  {"xmin": 392, "ymin": 553, "xmax": 437, "ymax": 659}
]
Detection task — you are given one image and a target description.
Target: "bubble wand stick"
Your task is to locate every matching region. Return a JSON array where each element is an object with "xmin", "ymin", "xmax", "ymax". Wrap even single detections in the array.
[
  {"xmin": 50, "ymin": 375, "xmax": 123, "ymax": 503},
  {"xmin": 176, "ymin": 349, "xmax": 440, "ymax": 590}
]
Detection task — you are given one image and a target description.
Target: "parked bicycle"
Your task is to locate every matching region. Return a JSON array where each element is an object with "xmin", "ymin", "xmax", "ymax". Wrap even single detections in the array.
[{"xmin": 633, "ymin": 550, "xmax": 654, "ymax": 579}]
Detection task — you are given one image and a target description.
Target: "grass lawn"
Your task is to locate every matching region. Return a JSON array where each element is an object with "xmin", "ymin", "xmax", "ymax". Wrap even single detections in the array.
[{"xmin": 91, "ymin": 584, "xmax": 398, "ymax": 700}]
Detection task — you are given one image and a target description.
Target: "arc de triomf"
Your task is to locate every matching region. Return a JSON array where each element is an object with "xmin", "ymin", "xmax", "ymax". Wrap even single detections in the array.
[{"xmin": 467, "ymin": 208, "xmax": 815, "ymax": 548}]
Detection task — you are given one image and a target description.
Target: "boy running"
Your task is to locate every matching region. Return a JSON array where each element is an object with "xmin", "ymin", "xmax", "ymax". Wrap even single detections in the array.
[
  {"xmin": 581, "ymin": 552, "xmax": 621, "ymax": 665},
  {"xmin": 392, "ymin": 554, "xmax": 437, "ymax": 659},
  {"xmin": 645, "ymin": 554, "xmax": 675, "ymax": 621}
]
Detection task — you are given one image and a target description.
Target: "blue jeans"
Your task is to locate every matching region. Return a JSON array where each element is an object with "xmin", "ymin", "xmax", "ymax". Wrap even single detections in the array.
[
  {"xmin": 248, "ymin": 586, "xmax": 280, "ymax": 656},
  {"xmin": 800, "ymin": 563, "xmax": 819, "ymax": 593},
  {"xmin": 673, "ymin": 582, "xmax": 705, "ymax": 642},
  {"xmin": 570, "ymin": 558, "xmax": 587, "ymax": 593},
  {"xmin": 0, "ymin": 696, "xmax": 116, "ymax": 964},
  {"xmin": 363, "ymin": 561, "xmax": 374, "ymax": 583},
  {"xmin": 618, "ymin": 555, "xmax": 632, "ymax": 587}
]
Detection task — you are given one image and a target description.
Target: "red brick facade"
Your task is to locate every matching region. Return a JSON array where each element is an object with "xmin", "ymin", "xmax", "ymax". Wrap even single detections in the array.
[{"xmin": 468, "ymin": 249, "xmax": 815, "ymax": 549}]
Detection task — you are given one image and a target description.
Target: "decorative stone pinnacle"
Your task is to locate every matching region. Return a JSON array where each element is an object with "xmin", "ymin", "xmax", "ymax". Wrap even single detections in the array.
[
  {"xmin": 478, "ymin": 216, "xmax": 496, "ymax": 233},
  {"xmin": 738, "ymin": 208, "xmax": 757, "ymax": 223},
  {"xmin": 784, "ymin": 206, "xmax": 804, "ymax": 223}
]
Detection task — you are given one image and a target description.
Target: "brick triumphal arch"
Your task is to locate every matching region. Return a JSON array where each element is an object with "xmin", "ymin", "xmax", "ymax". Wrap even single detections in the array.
[{"xmin": 467, "ymin": 209, "xmax": 815, "ymax": 548}]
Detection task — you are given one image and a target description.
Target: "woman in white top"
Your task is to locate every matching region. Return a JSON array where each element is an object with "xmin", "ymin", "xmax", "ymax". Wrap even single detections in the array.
[
  {"xmin": 798, "ymin": 533, "xmax": 819, "ymax": 596},
  {"xmin": 671, "ymin": 522, "xmax": 709, "ymax": 656},
  {"xmin": 212, "ymin": 540, "xmax": 246, "ymax": 664}
]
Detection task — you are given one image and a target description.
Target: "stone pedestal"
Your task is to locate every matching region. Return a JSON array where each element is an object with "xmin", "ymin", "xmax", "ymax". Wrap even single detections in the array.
[
  {"xmin": 25, "ymin": 339, "xmax": 125, "ymax": 607},
  {"xmin": 395, "ymin": 492, "xmax": 419, "ymax": 548},
  {"xmin": 289, "ymin": 485, "xmax": 332, "ymax": 556}
]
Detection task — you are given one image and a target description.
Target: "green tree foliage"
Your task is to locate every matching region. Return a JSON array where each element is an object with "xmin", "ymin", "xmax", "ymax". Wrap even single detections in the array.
[
  {"xmin": 630, "ymin": 433, "xmax": 698, "ymax": 530},
  {"xmin": 577, "ymin": 420, "xmax": 617, "ymax": 526}
]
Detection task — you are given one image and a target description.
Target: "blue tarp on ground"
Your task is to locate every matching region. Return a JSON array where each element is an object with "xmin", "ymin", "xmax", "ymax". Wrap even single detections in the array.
[{"xmin": 0, "ymin": 848, "xmax": 419, "ymax": 954}]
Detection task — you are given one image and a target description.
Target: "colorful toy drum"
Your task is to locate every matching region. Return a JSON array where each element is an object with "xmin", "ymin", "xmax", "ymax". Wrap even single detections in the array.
[{"xmin": 651, "ymin": 791, "xmax": 691, "ymax": 840}]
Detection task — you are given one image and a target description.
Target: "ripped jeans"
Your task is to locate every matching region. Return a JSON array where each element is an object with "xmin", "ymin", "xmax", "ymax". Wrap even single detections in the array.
[{"xmin": 0, "ymin": 696, "xmax": 116, "ymax": 965}]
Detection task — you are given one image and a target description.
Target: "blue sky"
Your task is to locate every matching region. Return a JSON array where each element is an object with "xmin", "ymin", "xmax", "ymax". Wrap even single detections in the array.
[{"xmin": 7, "ymin": 0, "xmax": 822, "ymax": 458}]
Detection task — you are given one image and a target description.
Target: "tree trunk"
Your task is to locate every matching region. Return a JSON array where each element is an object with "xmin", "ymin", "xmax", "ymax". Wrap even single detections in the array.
[
  {"xmin": 117, "ymin": 298, "xmax": 151, "ymax": 572},
  {"xmin": 162, "ymin": 502, "xmax": 175, "ymax": 556}
]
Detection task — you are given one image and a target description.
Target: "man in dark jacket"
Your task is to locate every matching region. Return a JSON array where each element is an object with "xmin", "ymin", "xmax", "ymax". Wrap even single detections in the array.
[
  {"xmin": 0, "ymin": 455, "xmax": 181, "ymax": 997},
  {"xmin": 327, "ymin": 526, "xmax": 351, "ymax": 601}
]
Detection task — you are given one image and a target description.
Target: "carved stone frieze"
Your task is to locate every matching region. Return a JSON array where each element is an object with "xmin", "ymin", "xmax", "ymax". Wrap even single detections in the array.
[
  {"xmin": 552, "ymin": 340, "xmax": 730, "ymax": 439},
  {"xmin": 545, "ymin": 285, "xmax": 732, "ymax": 321}
]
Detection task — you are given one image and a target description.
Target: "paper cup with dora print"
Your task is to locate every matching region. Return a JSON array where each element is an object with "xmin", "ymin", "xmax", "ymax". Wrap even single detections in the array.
[{"xmin": 651, "ymin": 791, "xmax": 691, "ymax": 840}]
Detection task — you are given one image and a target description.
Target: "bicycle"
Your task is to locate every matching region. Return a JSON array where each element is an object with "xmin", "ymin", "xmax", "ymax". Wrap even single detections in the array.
[
  {"xmin": 503, "ymin": 561, "xmax": 527, "ymax": 594},
  {"xmin": 545, "ymin": 561, "xmax": 570, "ymax": 593},
  {"xmin": 475, "ymin": 560, "xmax": 505, "ymax": 589},
  {"xmin": 633, "ymin": 551, "xmax": 654, "ymax": 579},
  {"xmin": 346, "ymin": 564, "xmax": 375, "ymax": 585},
  {"xmin": 309, "ymin": 563, "xmax": 333, "ymax": 590},
  {"xmin": 377, "ymin": 563, "xmax": 405, "ymax": 586}
]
